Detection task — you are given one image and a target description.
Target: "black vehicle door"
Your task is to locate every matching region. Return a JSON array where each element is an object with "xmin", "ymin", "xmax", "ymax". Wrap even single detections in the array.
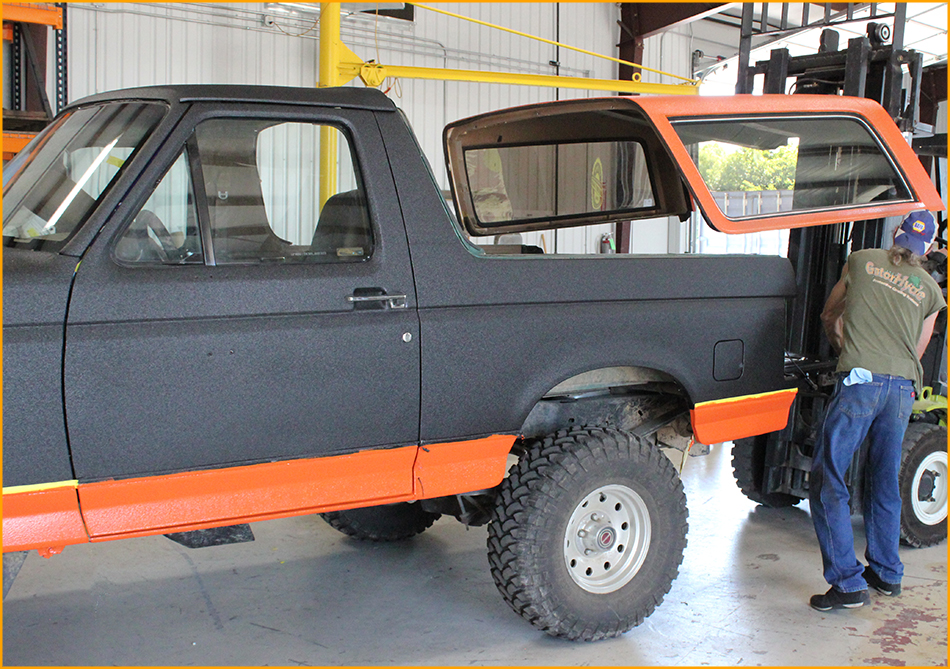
[
  {"xmin": 2, "ymin": 250, "xmax": 79, "ymax": 487},
  {"xmin": 3, "ymin": 103, "xmax": 172, "ymax": 488},
  {"xmin": 63, "ymin": 103, "xmax": 420, "ymax": 481}
]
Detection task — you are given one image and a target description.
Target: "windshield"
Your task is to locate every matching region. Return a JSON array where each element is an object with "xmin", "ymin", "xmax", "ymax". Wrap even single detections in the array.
[{"xmin": 3, "ymin": 102, "xmax": 167, "ymax": 252}]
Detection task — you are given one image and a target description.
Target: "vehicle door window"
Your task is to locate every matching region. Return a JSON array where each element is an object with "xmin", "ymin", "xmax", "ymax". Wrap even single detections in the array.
[
  {"xmin": 195, "ymin": 119, "xmax": 373, "ymax": 265},
  {"xmin": 114, "ymin": 150, "xmax": 203, "ymax": 264}
]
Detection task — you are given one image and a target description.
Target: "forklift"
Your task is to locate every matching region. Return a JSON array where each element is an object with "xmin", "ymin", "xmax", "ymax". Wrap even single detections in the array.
[{"xmin": 729, "ymin": 22, "xmax": 948, "ymax": 547}]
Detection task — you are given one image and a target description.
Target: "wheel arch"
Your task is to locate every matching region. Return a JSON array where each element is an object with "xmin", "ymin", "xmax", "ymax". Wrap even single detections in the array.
[{"xmin": 519, "ymin": 365, "xmax": 695, "ymax": 445}]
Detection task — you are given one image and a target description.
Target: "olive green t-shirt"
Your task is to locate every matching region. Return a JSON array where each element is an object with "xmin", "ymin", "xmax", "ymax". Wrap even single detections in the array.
[{"xmin": 837, "ymin": 248, "xmax": 946, "ymax": 390}]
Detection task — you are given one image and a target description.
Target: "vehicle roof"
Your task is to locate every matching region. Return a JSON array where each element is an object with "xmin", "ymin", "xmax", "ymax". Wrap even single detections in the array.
[{"xmin": 65, "ymin": 84, "xmax": 397, "ymax": 112}]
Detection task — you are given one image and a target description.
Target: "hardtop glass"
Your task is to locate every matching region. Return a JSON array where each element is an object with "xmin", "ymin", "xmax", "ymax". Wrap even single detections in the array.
[{"xmin": 670, "ymin": 114, "xmax": 914, "ymax": 220}]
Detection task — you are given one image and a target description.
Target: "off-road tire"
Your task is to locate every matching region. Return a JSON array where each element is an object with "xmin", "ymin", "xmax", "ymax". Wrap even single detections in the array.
[
  {"xmin": 899, "ymin": 423, "xmax": 948, "ymax": 547},
  {"xmin": 321, "ymin": 502, "xmax": 440, "ymax": 542},
  {"xmin": 487, "ymin": 426, "xmax": 688, "ymax": 641},
  {"xmin": 732, "ymin": 434, "xmax": 800, "ymax": 508}
]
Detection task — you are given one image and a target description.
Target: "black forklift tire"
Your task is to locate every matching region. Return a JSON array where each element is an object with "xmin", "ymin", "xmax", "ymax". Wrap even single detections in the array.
[
  {"xmin": 732, "ymin": 434, "xmax": 800, "ymax": 508},
  {"xmin": 487, "ymin": 426, "xmax": 688, "ymax": 641},
  {"xmin": 898, "ymin": 423, "xmax": 948, "ymax": 548},
  {"xmin": 321, "ymin": 502, "xmax": 440, "ymax": 542}
]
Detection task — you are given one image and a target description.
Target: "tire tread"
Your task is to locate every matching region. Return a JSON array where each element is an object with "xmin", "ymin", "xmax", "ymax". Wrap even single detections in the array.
[{"xmin": 487, "ymin": 426, "xmax": 688, "ymax": 641}]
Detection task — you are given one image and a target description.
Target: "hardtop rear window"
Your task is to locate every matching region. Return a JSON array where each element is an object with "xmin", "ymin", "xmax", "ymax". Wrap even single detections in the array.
[
  {"xmin": 463, "ymin": 139, "xmax": 656, "ymax": 227},
  {"xmin": 670, "ymin": 114, "xmax": 913, "ymax": 221}
]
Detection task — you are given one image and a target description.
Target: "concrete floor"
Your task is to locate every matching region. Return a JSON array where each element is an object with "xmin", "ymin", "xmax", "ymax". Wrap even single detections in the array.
[{"xmin": 3, "ymin": 443, "xmax": 946, "ymax": 666}]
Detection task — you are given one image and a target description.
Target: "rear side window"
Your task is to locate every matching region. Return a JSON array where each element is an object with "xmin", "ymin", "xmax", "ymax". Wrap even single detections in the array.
[
  {"xmin": 464, "ymin": 140, "xmax": 655, "ymax": 225},
  {"xmin": 115, "ymin": 119, "xmax": 373, "ymax": 266},
  {"xmin": 671, "ymin": 115, "xmax": 913, "ymax": 221}
]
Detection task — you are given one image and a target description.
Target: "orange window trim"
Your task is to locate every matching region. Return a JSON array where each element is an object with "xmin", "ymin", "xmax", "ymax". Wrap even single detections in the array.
[
  {"xmin": 635, "ymin": 95, "xmax": 945, "ymax": 234},
  {"xmin": 2, "ymin": 435, "xmax": 515, "ymax": 552},
  {"xmin": 690, "ymin": 388, "xmax": 797, "ymax": 445}
]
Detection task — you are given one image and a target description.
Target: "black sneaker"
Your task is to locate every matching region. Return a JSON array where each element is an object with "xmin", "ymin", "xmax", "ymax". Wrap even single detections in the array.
[
  {"xmin": 810, "ymin": 586, "xmax": 870, "ymax": 611},
  {"xmin": 864, "ymin": 566, "xmax": 901, "ymax": 596}
]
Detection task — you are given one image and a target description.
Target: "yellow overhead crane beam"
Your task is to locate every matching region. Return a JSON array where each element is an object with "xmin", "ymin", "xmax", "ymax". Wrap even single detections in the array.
[
  {"xmin": 408, "ymin": 2, "xmax": 699, "ymax": 86},
  {"xmin": 316, "ymin": 1, "xmax": 699, "ymax": 204}
]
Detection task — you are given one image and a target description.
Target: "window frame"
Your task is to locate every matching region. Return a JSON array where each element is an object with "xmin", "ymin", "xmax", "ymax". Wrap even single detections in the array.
[
  {"xmin": 634, "ymin": 94, "xmax": 944, "ymax": 234},
  {"xmin": 443, "ymin": 98, "xmax": 690, "ymax": 238},
  {"xmin": 460, "ymin": 136, "xmax": 660, "ymax": 233},
  {"xmin": 670, "ymin": 112, "xmax": 916, "ymax": 223},
  {"xmin": 110, "ymin": 112, "xmax": 376, "ymax": 268}
]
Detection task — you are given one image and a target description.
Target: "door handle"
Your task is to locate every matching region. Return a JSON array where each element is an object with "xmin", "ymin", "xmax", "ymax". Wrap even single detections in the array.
[{"xmin": 346, "ymin": 292, "xmax": 408, "ymax": 309}]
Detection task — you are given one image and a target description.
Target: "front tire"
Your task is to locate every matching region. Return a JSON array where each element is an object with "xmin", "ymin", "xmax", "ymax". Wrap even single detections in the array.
[
  {"xmin": 487, "ymin": 426, "xmax": 688, "ymax": 641},
  {"xmin": 899, "ymin": 423, "xmax": 948, "ymax": 547},
  {"xmin": 321, "ymin": 502, "xmax": 440, "ymax": 542}
]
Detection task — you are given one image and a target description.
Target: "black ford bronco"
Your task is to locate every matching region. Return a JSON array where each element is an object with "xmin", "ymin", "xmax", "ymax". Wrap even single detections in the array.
[{"xmin": 2, "ymin": 86, "xmax": 942, "ymax": 640}]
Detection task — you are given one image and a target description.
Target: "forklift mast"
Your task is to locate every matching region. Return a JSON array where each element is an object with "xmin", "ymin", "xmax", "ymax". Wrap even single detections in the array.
[{"xmin": 733, "ymin": 15, "xmax": 948, "ymax": 507}]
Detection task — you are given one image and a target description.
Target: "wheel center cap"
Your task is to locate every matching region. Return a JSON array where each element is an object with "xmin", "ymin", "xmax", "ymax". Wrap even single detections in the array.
[
  {"xmin": 918, "ymin": 469, "xmax": 938, "ymax": 501},
  {"xmin": 597, "ymin": 526, "xmax": 616, "ymax": 550}
]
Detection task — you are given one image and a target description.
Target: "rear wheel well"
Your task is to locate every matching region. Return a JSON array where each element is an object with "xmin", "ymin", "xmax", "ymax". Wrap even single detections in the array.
[
  {"xmin": 520, "ymin": 367, "xmax": 694, "ymax": 451},
  {"xmin": 430, "ymin": 368, "xmax": 694, "ymax": 527}
]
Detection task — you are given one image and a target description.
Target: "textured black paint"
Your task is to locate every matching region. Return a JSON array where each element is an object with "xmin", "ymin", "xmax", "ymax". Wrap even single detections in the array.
[
  {"xmin": 6, "ymin": 85, "xmax": 799, "ymax": 488},
  {"xmin": 2, "ymin": 250, "xmax": 78, "ymax": 486}
]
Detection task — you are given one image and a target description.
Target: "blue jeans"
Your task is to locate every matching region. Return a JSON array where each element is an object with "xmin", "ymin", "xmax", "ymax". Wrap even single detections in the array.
[{"xmin": 809, "ymin": 374, "xmax": 915, "ymax": 592}]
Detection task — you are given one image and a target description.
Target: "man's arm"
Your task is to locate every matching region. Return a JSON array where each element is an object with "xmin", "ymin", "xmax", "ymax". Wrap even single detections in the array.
[
  {"xmin": 821, "ymin": 262, "xmax": 850, "ymax": 354},
  {"xmin": 917, "ymin": 312, "xmax": 939, "ymax": 359}
]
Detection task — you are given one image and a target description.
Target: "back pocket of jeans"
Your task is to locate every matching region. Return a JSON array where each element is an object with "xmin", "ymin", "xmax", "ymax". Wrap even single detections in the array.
[
  {"xmin": 898, "ymin": 384, "xmax": 915, "ymax": 422},
  {"xmin": 839, "ymin": 382, "xmax": 883, "ymax": 418}
]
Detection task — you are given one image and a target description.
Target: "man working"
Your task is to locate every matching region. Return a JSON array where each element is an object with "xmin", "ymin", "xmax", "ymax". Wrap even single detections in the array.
[{"xmin": 809, "ymin": 210, "xmax": 946, "ymax": 611}]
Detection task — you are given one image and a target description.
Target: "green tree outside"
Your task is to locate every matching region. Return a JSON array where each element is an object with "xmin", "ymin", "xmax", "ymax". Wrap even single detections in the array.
[{"xmin": 698, "ymin": 143, "xmax": 797, "ymax": 192}]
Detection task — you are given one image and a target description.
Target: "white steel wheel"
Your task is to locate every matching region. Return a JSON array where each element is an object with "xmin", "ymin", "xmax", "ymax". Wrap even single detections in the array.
[
  {"xmin": 899, "ymin": 423, "xmax": 948, "ymax": 547},
  {"xmin": 487, "ymin": 426, "xmax": 688, "ymax": 641},
  {"xmin": 911, "ymin": 450, "xmax": 948, "ymax": 525},
  {"xmin": 564, "ymin": 484, "xmax": 651, "ymax": 594}
]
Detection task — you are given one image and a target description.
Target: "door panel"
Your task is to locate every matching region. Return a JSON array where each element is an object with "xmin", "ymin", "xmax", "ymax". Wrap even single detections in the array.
[
  {"xmin": 64, "ymin": 105, "xmax": 419, "ymax": 480},
  {"xmin": 2, "ymin": 250, "xmax": 79, "ymax": 487}
]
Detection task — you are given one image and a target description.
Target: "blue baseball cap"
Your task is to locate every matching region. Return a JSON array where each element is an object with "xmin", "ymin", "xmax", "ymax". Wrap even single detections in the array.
[{"xmin": 893, "ymin": 211, "xmax": 937, "ymax": 256}]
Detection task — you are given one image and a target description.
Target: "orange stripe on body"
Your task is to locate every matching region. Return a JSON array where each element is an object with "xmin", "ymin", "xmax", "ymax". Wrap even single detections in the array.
[
  {"xmin": 414, "ymin": 435, "xmax": 513, "ymax": 498},
  {"xmin": 3, "ymin": 436, "xmax": 516, "ymax": 552},
  {"xmin": 690, "ymin": 389, "xmax": 797, "ymax": 445},
  {"xmin": 2, "ymin": 486, "xmax": 89, "ymax": 553}
]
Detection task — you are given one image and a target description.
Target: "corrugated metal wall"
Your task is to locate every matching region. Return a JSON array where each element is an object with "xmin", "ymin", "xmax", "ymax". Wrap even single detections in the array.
[{"xmin": 65, "ymin": 2, "xmax": 692, "ymax": 253}]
